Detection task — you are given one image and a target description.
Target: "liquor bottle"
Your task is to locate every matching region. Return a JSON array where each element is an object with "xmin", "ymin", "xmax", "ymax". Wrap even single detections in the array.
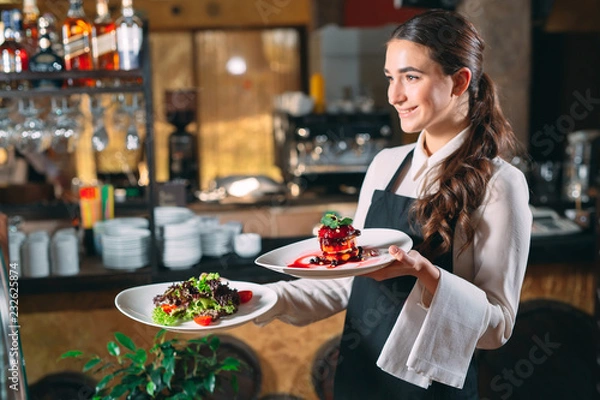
[
  {"xmin": 115, "ymin": 0, "xmax": 143, "ymax": 70},
  {"xmin": 29, "ymin": 16, "xmax": 64, "ymax": 89},
  {"xmin": 92, "ymin": 0, "xmax": 118, "ymax": 71},
  {"xmin": 0, "ymin": 10, "xmax": 29, "ymax": 90},
  {"xmin": 62, "ymin": 0, "xmax": 93, "ymax": 86},
  {"xmin": 22, "ymin": 0, "xmax": 39, "ymax": 54}
]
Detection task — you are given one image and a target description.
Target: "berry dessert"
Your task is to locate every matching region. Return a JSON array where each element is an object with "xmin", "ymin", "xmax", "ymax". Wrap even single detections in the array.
[{"xmin": 312, "ymin": 212, "xmax": 362, "ymax": 266}]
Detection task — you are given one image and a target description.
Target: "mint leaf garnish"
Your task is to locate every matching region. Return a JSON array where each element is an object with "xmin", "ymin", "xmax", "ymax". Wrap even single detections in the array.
[{"xmin": 320, "ymin": 212, "xmax": 353, "ymax": 229}]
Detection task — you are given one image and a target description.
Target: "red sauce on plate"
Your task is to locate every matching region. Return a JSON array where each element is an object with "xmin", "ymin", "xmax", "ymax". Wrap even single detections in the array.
[{"xmin": 287, "ymin": 247, "xmax": 381, "ymax": 269}]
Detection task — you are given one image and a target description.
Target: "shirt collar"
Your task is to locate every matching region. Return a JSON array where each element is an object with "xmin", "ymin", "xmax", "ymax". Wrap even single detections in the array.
[{"xmin": 410, "ymin": 126, "xmax": 470, "ymax": 181}]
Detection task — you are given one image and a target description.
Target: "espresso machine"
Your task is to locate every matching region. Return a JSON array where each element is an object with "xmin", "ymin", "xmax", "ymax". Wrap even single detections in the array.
[{"xmin": 273, "ymin": 110, "xmax": 395, "ymax": 195}]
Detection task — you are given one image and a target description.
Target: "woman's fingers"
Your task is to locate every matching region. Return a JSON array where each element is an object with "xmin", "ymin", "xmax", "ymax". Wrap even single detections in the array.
[{"xmin": 388, "ymin": 245, "xmax": 416, "ymax": 267}]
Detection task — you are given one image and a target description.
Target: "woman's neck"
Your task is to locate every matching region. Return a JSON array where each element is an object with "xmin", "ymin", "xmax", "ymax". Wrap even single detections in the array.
[{"xmin": 422, "ymin": 119, "xmax": 470, "ymax": 156}]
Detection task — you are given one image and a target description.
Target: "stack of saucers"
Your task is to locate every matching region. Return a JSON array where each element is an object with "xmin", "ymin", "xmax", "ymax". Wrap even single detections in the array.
[
  {"xmin": 200, "ymin": 226, "xmax": 232, "ymax": 257},
  {"xmin": 101, "ymin": 227, "xmax": 150, "ymax": 270},
  {"xmin": 94, "ymin": 217, "xmax": 149, "ymax": 255},
  {"xmin": 161, "ymin": 219, "xmax": 202, "ymax": 269},
  {"xmin": 154, "ymin": 207, "xmax": 195, "ymax": 236}
]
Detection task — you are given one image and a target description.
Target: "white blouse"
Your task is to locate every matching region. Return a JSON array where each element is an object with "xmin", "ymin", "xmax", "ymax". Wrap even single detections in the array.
[{"xmin": 257, "ymin": 129, "xmax": 533, "ymax": 389}]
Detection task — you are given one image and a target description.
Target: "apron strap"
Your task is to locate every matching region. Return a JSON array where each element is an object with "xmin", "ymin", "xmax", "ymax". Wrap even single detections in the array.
[{"xmin": 384, "ymin": 148, "xmax": 415, "ymax": 192}]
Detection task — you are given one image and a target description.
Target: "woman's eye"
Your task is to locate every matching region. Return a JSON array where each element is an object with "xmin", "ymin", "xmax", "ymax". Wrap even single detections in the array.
[
  {"xmin": 406, "ymin": 75, "xmax": 419, "ymax": 81},
  {"xmin": 385, "ymin": 75, "xmax": 393, "ymax": 82}
]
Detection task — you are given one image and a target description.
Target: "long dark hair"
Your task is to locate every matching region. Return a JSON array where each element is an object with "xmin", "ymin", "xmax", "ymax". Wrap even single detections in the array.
[{"xmin": 390, "ymin": 10, "xmax": 520, "ymax": 258}]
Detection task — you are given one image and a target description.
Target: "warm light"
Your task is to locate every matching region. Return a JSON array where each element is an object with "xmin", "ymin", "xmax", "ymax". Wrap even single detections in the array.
[
  {"xmin": 228, "ymin": 177, "xmax": 260, "ymax": 197},
  {"xmin": 226, "ymin": 56, "xmax": 247, "ymax": 75}
]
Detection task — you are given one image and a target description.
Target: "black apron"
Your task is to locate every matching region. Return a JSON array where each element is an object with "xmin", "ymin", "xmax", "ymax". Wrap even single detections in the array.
[{"xmin": 333, "ymin": 149, "xmax": 479, "ymax": 399}]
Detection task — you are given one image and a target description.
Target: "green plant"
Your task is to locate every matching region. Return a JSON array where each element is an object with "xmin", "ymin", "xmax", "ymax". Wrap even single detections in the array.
[{"xmin": 60, "ymin": 329, "xmax": 241, "ymax": 400}]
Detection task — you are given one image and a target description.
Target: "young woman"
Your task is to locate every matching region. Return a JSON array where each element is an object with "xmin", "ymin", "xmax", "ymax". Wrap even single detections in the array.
[{"xmin": 256, "ymin": 10, "xmax": 532, "ymax": 399}]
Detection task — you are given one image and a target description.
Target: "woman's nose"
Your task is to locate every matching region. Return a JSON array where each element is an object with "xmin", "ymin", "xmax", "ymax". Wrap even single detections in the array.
[{"xmin": 388, "ymin": 82, "xmax": 406, "ymax": 105}]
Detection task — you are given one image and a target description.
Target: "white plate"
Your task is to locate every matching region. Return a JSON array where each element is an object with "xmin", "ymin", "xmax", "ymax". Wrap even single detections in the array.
[
  {"xmin": 255, "ymin": 228, "xmax": 413, "ymax": 279},
  {"xmin": 115, "ymin": 280, "xmax": 278, "ymax": 334}
]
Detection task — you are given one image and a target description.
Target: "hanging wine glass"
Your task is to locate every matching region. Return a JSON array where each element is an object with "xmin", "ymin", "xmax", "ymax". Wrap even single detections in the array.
[
  {"xmin": 124, "ymin": 94, "xmax": 141, "ymax": 150},
  {"xmin": 0, "ymin": 103, "xmax": 14, "ymax": 149},
  {"xmin": 14, "ymin": 99, "xmax": 49, "ymax": 154},
  {"xmin": 90, "ymin": 95, "xmax": 109, "ymax": 152},
  {"xmin": 48, "ymin": 97, "xmax": 82, "ymax": 154}
]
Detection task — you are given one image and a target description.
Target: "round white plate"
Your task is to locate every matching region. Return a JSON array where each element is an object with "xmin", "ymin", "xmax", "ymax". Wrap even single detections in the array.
[
  {"xmin": 115, "ymin": 280, "xmax": 278, "ymax": 334},
  {"xmin": 255, "ymin": 228, "xmax": 413, "ymax": 279}
]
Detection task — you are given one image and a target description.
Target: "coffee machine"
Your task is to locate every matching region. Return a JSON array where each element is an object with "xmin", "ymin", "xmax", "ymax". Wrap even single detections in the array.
[{"xmin": 273, "ymin": 110, "xmax": 395, "ymax": 195}]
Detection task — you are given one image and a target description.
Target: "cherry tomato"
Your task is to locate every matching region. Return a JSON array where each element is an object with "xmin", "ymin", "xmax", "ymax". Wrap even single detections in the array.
[
  {"xmin": 193, "ymin": 315, "xmax": 213, "ymax": 326},
  {"xmin": 239, "ymin": 290, "xmax": 253, "ymax": 304},
  {"xmin": 161, "ymin": 304, "xmax": 177, "ymax": 315}
]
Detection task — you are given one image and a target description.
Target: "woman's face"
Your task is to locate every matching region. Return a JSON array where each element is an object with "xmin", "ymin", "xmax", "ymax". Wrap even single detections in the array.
[{"xmin": 384, "ymin": 39, "xmax": 459, "ymax": 135}]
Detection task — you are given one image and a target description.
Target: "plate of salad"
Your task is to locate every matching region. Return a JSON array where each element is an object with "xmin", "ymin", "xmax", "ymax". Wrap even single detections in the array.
[{"xmin": 115, "ymin": 273, "xmax": 278, "ymax": 333}]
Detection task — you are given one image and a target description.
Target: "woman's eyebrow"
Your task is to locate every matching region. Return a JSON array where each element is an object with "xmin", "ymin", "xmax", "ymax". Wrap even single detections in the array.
[{"xmin": 384, "ymin": 66, "xmax": 425, "ymax": 74}]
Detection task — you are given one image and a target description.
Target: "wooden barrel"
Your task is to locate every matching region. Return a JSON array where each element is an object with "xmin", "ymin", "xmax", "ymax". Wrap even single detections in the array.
[{"xmin": 477, "ymin": 299, "xmax": 596, "ymax": 399}]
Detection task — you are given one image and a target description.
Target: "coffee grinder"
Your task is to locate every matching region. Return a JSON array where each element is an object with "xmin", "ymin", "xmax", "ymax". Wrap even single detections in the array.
[{"xmin": 165, "ymin": 89, "xmax": 199, "ymax": 201}]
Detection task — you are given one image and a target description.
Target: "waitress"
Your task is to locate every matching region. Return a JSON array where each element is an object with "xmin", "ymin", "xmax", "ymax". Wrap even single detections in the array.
[{"xmin": 256, "ymin": 10, "xmax": 532, "ymax": 399}]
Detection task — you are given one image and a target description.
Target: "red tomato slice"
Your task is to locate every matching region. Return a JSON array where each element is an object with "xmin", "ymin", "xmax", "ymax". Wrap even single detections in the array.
[
  {"xmin": 239, "ymin": 290, "xmax": 253, "ymax": 304},
  {"xmin": 161, "ymin": 304, "xmax": 177, "ymax": 315},
  {"xmin": 193, "ymin": 315, "xmax": 213, "ymax": 326}
]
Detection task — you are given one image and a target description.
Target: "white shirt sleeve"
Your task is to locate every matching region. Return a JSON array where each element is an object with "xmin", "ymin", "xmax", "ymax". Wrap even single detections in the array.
[{"xmin": 254, "ymin": 277, "xmax": 353, "ymax": 326}]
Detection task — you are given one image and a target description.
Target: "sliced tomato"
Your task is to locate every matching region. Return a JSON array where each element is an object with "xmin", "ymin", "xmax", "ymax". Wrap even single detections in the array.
[
  {"xmin": 239, "ymin": 290, "xmax": 253, "ymax": 304},
  {"xmin": 193, "ymin": 315, "xmax": 213, "ymax": 326},
  {"xmin": 161, "ymin": 304, "xmax": 178, "ymax": 315}
]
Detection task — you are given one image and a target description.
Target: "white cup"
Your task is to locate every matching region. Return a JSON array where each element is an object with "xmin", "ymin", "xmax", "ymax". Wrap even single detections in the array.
[{"xmin": 233, "ymin": 233, "xmax": 262, "ymax": 258}]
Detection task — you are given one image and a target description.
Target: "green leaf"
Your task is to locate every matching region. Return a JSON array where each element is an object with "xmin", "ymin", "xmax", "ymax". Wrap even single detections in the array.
[
  {"xmin": 95, "ymin": 373, "xmax": 115, "ymax": 391},
  {"xmin": 220, "ymin": 357, "xmax": 240, "ymax": 371},
  {"xmin": 107, "ymin": 341, "xmax": 120, "ymax": 357},
  {"xmin": 83, "ymin": 357, "xmax": 102, "ymax": 372},
  {"xmin": 183, "ymin": 379, "xmax": 198, "ymax": 396},
  {"xmin": 320, "ymin": 212, "xmax": 353, "ymax": 229},
  {"xmin": 59, "ymin": 350, "xmax": 83, "ymax": 359},
  {"xmin": 155, "ymin": 329, "xmax": 167, "ymax": 341},
  {"xmin": 231, "ymin": 374, "xmax": 239, "ymax": 393},
  {"xmin": 120, "ymin": 374, "xmax": 145, "ymax": 386},
  {"xmin": 114, "ymin": 332, "xmax": 136, "ymax": 352},
  {"xmin": 162, "ymin": 370, "xmax": 174, "ymax": 389},
  {"xmin": 209, "ymin": 336, "xmax": 220, "ymax": 352},
  {"xmin": 340, "ymin": 217, "xmax": 353, "ymax": 226},
  {"xmin": 109, "ymin": 384, "xmax": 128, "ymax": 397},
  {"xmin": 203, "ymin": 372, "xmax": 216, "ymax": 393},
  {"xmin": 146, "ymin": 381, "xmax": 156, "ymax": 396}
]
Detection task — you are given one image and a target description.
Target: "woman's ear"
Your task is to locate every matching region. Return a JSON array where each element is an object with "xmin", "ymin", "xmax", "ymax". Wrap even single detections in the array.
[{"xmin": 452, "ymin": 67, "xmax": 472, "ymax": 97}]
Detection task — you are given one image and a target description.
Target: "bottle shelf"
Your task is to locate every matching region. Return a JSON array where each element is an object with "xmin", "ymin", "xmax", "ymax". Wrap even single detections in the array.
[{"xmin": 0, "ymin": 69, "xmax": 145, "ymax": 97}]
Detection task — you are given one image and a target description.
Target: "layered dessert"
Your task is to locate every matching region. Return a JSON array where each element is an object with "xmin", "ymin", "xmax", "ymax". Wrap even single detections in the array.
[{"xmin": 312, "ymin": 212, "xmax": 362, "ymax": 266}]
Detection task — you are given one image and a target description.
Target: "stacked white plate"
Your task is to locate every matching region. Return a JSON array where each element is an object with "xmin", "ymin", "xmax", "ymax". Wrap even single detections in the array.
[
  {"xmin": 200, "ymin": 226, "xmax": 232, "ymax": 257},
  {"xmin": 94, "ymin": 217, "xmax": 149, "ymax": 255},
  {"xmin": 101, "ymin": 227, "xmax": 150, "ymax": 270},
  {"xmin": 8, "ymin": 231, "xmax": 26, "ymax": 273},
  {"xmin": 161, "ymin": 219, "xmax": 202, "ymax": 269},
  {"xmin": 50, "ymin": 228, "xmax": 79, "ymax": 276},
  {"xmin": 154, "ymin": 207, "xmax": 195, "ymax": 232},
  {"xmin": 21, "ymin": 231, "xmax": 50, "ymax": 278}
]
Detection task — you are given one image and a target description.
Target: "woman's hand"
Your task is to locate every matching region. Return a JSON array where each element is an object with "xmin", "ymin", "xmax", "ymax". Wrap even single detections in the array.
[{"xmin": 364, "ymin": 245, "xmax": 441, "ymax": 299}]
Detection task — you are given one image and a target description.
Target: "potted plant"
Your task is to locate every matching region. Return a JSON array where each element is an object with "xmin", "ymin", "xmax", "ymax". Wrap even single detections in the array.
[{"xmin": 61, "ymin": 329, "xmax": 241, "ymax": 399}]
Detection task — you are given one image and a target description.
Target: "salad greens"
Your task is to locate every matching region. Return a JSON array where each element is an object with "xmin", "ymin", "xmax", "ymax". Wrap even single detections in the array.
[{"xmin": 152, "ymin": 273, "xmax": 241, "ymax": 326}]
